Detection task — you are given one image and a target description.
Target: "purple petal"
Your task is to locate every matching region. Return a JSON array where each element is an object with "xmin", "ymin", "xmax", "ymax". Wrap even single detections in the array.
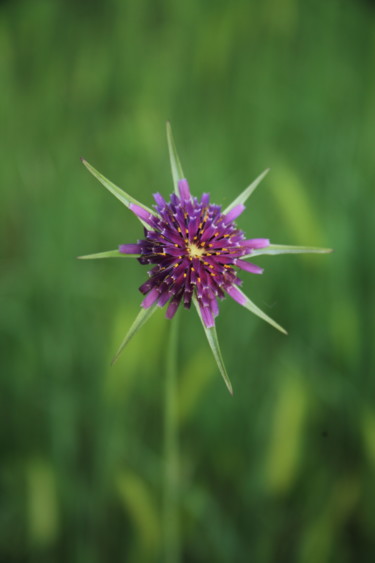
[
  {"xmin": 183, "ymin": 290, "xmax": 193, "ymax": 309},
  {"xmin": 166, "ymin": 301, "xmax": 179, "ymax": 319},
  {"xmin": 242, "ymin": 238, "xmax": 270, "ymax": 249},
  {"xmin": 201, "ymin": 193, "xmax": 210, "ymax": 206},
  {"xmin": 119, "ymin": 244, "xmax": 142, "ymax": 254},
  {"xmin": 166, "ymin": 293, "xmax": 183, "ymax": 319},
  {"xmin": 234, "ymin": 259, "xmax": 264, "ymax": 274},
  {"xmin": 223, "ymin": 204, "xmax": 245, "ymax": 224},
  {"xmin": 178, "ymin": 179, "xmax": 191, "ymax": 201},
  {"xmin": 226, "ymin": 285, "xmax": 247, "ymax": 306},
  {"xmin": 139, "ymin": 280, "xmax": 153, "ymax": 294},
  {"xmin": 153, "ymin": 192, "xmax": 166, "ymax": 207},
  {"xmin": 211, "ymin": 298, "xmax": 219, "ymax": 318},
  {"xmin": 129, "ymin": 204, "xmax": 155, "ymax": 227},
  {"xmin": 199, "ymin": 301, "xmax": 214, "ymax": 328},
  {"xmin": 141, "ymin": 288, "xmax": 159, "ymax": 309},
  {"xmin": 170, "ymin": 193, "xmax": 179, "ymax": 206},
  {"xmin": 158, "ymin": 290, "xmax": 171, "ymax": 307}
]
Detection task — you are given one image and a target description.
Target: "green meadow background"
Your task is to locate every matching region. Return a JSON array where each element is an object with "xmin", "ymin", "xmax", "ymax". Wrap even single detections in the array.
[{"xmin": 1, "ymin": 0, "xmax": 375, "ymax": 561}]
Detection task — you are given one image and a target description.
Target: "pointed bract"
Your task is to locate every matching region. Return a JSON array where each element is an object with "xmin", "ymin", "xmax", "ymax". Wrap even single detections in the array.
[
  {"xmin": 166, "ymin": 122, "xmax": 185, "ymax": 194},
  {"xmin": 245, "ymin": 243, "xmax": 333, "ymax": 258},
  {"xmin": 231, "ymin": 286, "xmax": 287, "ymax": 335},
  {"xmin": 223, "ymin": 168, "xmax": 270, "ymax": 214},
  {"xmin": 193, "ymin": 296, "xmax": 233, "ymax": 394},
  {"xmin": 111, "ymin": 304, "xmax": 158, "ymax": 365},
  {"xmin": 77, "ymin": 249, "xmax": 138, "ymax": 259},
  {"xmin": 81, "ymin": 158, "xmax": 156, "ymax": 229}
]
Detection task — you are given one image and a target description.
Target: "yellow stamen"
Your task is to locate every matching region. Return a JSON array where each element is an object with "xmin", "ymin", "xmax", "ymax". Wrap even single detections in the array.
[{"xmin": 187, "ymin": 243, "xmax": 205, "ymax": 259}]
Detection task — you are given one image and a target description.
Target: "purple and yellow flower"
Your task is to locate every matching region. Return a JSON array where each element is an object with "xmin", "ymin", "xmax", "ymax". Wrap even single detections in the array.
[
  {"xmin": 79, "ymin": 124, "xmax": 331, "ymax": 393},
  {"xmin": 121, "ymin": 184, "xmax": 270, "ymax": 328}
]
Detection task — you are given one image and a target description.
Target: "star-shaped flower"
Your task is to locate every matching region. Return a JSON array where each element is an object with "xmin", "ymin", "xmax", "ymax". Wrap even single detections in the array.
[{"xmin": 79, "ymin": 124, "xmax": 331, "ymax": 393}]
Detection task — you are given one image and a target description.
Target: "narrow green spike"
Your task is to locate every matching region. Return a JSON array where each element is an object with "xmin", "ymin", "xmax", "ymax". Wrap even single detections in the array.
[
  {"xmin": 235, "ymin": 287, "xmax": 287, "ymax": 335},
  {"xmin": 193, "ymin": 296, "xmax": 233, "ymax": 395},
  {"xmin": 244, "ymin": 244, "xmax": 333, "ymax": 259},
  {"xmin": 223, "ymin": 168, "xmax": 270, "ymax": 214},
  {"xmin": 166, "ymin": 122, "xmax": 185, "ymax": 195},
  {"xmin": 81, "ymin": 158, "xmax": 156, "ymax": 229},
  {"xmin": 111, "ymin": 304, "xmax": 158, "ymax": 365},
  {"xmin": 77, "ymin": 250, "xmax": 139, "ymax": 260}
]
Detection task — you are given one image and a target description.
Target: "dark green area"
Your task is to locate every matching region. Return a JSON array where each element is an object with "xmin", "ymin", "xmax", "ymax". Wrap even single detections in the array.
[{"xmin": 1, "ymin": 0, "xmax": 375, "ymax": 561}]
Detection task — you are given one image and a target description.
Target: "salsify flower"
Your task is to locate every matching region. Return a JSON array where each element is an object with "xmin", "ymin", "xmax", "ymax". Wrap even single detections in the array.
[{"xmin": 79, "ymin": 123, "xmax": 331, "ymax": 393}]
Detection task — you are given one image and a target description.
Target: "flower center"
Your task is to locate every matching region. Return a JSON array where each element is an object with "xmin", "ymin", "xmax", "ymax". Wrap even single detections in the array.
[{"xmin": 187, "ymin": 242, "xmax": 205, "ymax": 259}]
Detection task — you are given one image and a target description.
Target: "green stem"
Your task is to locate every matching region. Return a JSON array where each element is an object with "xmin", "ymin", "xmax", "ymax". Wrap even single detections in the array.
[{"xmin": 163, "ymin": 313, "xmax": 180, "ymax": 563}]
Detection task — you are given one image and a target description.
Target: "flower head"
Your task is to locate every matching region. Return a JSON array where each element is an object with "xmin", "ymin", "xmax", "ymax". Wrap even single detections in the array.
[
  {"xmin": 121, "ymin": 181, "xmax": 269, "ymax": 329},
  {"xmin": 79, "ymin": 123, "xmax": 331, "ymax": 393}
]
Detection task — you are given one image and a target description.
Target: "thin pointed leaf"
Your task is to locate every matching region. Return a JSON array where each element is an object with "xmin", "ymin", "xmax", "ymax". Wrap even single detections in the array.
[
  {"xmin": 235, "ymin": 287, "xmax": 287, "ymax": 335},
  {"xmin": 77, "ymin": 250, "xmax": 139, "ymax": 260},
  {"xmin": 223, "ymin": 168, "xmax": 270, "ymax": 214},
  {"xmin": 193, "ymin": 296, "xmax": 233, "ymax": 395},
  {"xmin": 166, "ymin": 122, "xmax": 185, "ymax": 195},
  {"xmin": 81, "ymin": 158, "xmax": 156, "ymax": 228},
  {"xmin": 111, "ymin": 304, "xmax": 158, "ymax": 365},
  {"xmin": 243, "ymin": 244, "xmax": 333, "ymax": 259}
]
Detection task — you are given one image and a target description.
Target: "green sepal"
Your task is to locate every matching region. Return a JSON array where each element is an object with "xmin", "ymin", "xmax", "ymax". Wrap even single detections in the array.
[
  {"xmin": 193, "ymin": 296, "xmax": 233, "ymax": 395},
  {"xmin": 234, "ymin": 287, "xmax": 287, "ymax": 335},
  {"xmin": 244, "ymin": 244, "xmax": 333, "ymax": 259},
  {"xmin": 166, "ymin": 122, "xmax": 185, "ymax": 195},
  {"xmin": 223, "ymin": 168, "xmax": 270, "ymax": 214},
  {"xmin": 81, "ymin": 158, "xmax": 156, "ymax": 229},
  {"xmin": 77, "ymin": 250, "xmax": 139, "ymax": 260},
  {"xmin": 111, "ymin": 304, "xmax": 158, "ymax": 365}
]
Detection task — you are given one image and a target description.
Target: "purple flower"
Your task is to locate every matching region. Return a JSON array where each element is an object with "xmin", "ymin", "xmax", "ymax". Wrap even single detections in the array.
[
  {"xmin": 120, "ymin": 183, "xmax": 269, "ymax": 329},
  {"xmin": 79, "ymin": 124, "xmax": 331, "ymax": 393}
]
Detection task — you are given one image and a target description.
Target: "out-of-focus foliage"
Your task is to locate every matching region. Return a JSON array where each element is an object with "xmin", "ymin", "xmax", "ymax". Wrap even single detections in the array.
[{"xmin": 1, "ymin": 0, "xmax": 374, "ymax": 561}]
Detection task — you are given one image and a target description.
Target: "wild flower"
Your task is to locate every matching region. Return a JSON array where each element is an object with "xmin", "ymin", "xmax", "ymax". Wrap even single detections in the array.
[{"xmin": 79, "ymin": 124, "xmax": 331, "ymax": 393}]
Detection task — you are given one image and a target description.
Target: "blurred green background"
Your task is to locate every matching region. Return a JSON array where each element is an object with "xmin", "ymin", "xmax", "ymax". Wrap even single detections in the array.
[{"xmin": 1, "ymin": 0, "xmax": 375, "ymax": 561}]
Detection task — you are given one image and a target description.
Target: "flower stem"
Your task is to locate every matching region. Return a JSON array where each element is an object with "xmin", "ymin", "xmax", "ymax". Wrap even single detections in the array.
[{"xmin": 163, "ymin": 313, "xmax": 180, "ymax": 563}]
